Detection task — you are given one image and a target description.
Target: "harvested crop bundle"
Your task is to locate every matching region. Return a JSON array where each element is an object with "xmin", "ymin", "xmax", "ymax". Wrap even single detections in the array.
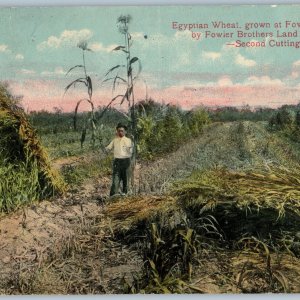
[
  {"xmin": 172, "ymin": 167, "xmax": 300, "ymax": 243},
  {"xmin": 0, "ymin": 84, "xmax": 65, "ymax": 212}
]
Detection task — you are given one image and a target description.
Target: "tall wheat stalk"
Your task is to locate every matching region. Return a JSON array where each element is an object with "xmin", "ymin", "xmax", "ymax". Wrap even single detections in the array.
[
  {"xmin": 65, "ymin": 41, "xmax": 96, "ymax": 148},
  {"xmin": 102, "ymin": 14, "xmax": 142, "ymax": 194}
]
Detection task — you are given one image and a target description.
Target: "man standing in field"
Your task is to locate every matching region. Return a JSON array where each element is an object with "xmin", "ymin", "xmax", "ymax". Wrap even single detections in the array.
[{"xmin": 105, "ymin": 123, "xmax": 133, "ymax": 196}]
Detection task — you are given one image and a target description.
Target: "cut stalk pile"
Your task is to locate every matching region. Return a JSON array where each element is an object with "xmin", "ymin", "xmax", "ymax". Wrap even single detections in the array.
[
  {"xmin": 105, "ymin": 195, "xmax": 177, "ymax": 231},
  {"xmin": 172, "ymin": 166, "xmax": 300, "ymax": 244},
  {"xmin": 0, "ymin": 85, "xmax": 65, "ymax": 212},
  {"xmin": 173, "ymin": 167, "xmax": 300, "ymax": 218}
]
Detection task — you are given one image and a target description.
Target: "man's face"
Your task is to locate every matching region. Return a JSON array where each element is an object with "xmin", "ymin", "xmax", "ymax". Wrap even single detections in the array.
[{"xmin": 117, "ymin": 127, "xmax": 126, "ymax": 137}]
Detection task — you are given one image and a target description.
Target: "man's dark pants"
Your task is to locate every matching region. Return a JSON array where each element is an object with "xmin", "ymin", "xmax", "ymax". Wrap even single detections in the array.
[{"xmin": 110, "ymin": 158, "xmax": 131, "ymax": 196}]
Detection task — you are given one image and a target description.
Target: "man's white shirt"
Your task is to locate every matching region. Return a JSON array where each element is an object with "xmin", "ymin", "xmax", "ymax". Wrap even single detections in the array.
[{"xmin": 105, "ymin": 136, "xmax": 133, "ymax": 159}]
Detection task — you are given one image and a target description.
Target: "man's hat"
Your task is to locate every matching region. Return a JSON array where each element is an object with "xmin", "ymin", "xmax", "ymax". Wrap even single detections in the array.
[{"xmin": 116, "ymin": 123, "xmax": 128, "ymax": 131}]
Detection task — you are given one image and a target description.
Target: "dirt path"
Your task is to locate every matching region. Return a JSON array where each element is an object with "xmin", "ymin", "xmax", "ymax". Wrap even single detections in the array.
[{"xmin": 1, "ymin": 121, "xmax": 299, "ymax": 294}]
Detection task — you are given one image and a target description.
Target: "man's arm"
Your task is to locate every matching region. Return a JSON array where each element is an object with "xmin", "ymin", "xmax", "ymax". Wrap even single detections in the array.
[
  {"xmin": 126, "ymin": 138, "xmax": 134, "ymax": 156},
  {"xmin": 105, "ymin": 140, "xmax": 114, "ymax": 152}
]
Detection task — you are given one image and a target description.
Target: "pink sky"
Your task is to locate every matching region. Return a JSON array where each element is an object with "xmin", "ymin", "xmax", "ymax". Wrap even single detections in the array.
[{"xmin": 8, "ymin": 77, "xmax": 300, "ymax": 113}]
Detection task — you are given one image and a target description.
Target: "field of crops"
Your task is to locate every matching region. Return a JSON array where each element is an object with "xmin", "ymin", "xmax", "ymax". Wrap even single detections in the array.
[{"xmin": 1, "ymin": 82, "xmax": 300, "ymax": 294}]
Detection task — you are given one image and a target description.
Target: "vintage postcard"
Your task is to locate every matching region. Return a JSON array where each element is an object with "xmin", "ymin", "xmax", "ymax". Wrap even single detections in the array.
[{"xmin": 0, "ymin": 4, "xmax": 300, "ymax": 294}]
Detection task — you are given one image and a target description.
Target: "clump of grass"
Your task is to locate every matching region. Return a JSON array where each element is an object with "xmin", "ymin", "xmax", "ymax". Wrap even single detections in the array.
[
  {"xmin": 137, "ymin": 222, "xmax": 199, "ymax": 293},
  {"xmin": 61, "ymin": 154, "xmax": 113, "ymax": 186}
]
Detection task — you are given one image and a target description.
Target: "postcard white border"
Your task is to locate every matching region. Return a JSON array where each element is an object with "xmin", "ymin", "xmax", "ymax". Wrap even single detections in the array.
[
  {"xmin": 0, "ymin": 0, "xmax": 300, "ymax": 6},
  {"xmin": 0, "ymin": 0, "xmax": 300, "ymax": 300}
]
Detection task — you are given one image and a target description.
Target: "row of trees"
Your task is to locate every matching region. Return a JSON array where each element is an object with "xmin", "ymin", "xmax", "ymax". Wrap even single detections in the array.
[
  {"xmin": 209, "ymin": 105, "xmax": 276, "ymax": 122},
  {"xmin": 29, "ymin": 107, "xmax": 128, "ymax": 135}
]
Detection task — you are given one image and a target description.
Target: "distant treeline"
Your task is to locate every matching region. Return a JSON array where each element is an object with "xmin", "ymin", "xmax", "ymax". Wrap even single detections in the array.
[
  {"xmin": 29, "ymin": 101, "xmax": 300, "ymax": 131},
  {"xmin": 208, "ymin": 103, "xmax": 300, "ymax": 123},
  {"xmin": 29, "ymin": 107, "xmax": 128, "ymax": 135},
  {"xmin": 208, "ymin": 105, "xmax": 275, "ymax": 122}
]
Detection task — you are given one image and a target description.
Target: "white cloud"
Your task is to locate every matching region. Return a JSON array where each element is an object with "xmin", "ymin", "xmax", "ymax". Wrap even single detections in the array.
[
  {"xmin": 37, "ymin": 29, "xmax": 93, "ymax": 51},
  {"xmin": 235, "ymin": 54, "xmax": 256, "ymax": 67},
  {"xmin": 290, "ymin": 71, "xmax": 299, "ymax": 79},
  {"xmin": 20, "ymin": 69, "xmax": 36, "ymax": 75},
  {"xmin": 221, "ymin": 41, "xmax": 239, "ymax": 54},
  {"xmin": 15, "ymin": 53, "xmax": 24, "ymax": 60},
  {"xmin": 0, "ymin": 44, "xmax": 9, "ymax": 52},
  {"xmin": 220, "ymin": 42, "xmax": 258, "ymax": 66},
  {"xmin": 130, "ymin": 32, "xmax": 144, "ymax": 39},
  {"xmin": 244, "ymin": 75, "xmax": 283, "ymax": 86},
  {"xmin": 41, "ymin": 66, "xmax": 66, "ymax": 76},
  {"xmin": 202, "ymin": 51, "xmax": 221, "ymax": 61},
  {"xmin": 174, "ymin": 30, "xmax": 193, "ymax": 41},
  {"xmin": 89, "ymin": 42, "xmax": 117, "ymax": 53},
  {"xmin": 217, "ymin": 76, "xmax": 233, "ymax": 87},
  {"xmin": 293, "ymin": 60, "xmax": 300, "ymax": 67}
]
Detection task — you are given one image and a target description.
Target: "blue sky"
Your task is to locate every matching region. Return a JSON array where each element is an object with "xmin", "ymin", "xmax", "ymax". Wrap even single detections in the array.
[{"xmin": 1, "ymin": 5, "xmax": 300, "ymax": 111}]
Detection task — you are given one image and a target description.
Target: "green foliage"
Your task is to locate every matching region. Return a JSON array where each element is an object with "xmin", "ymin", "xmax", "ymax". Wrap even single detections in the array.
[
  {"xmin": 136, "ymin": 114, "xmax": 155, "ymax": 159},
  {"xmin": 269, "ymin": 109, "xmax": 293, "ymax": 130},
  {"xmin": 145, "ymin": 223, "xmax": 197, "ymax": 280},
  {"xmin": 134, "ymin": 98, "xmax": 165, "ymax": 117},
  {"xmin": 29, "ymin": 110, "xmax": 75, "ymax": 135},
  {"xmin": 126, "ymin": 220, "xmax": 200, "ymax": 294},
  {"xmin": 29, "ymin": 100, "xmax": 210, "ymax": 162},
  {"xmin": 159, "ymin": 108, "xmax": 184, "ymax": 152},
  {"xmin": 0, "ymin": 158, "xmax": 41, "ymax": 212},
  {"xmin": 267, "ymin": 107, "xmax": 300, "ymax": 146},
  {"xmin": 187, "ymin": 108, "xmax": 210, "ymax": 136},
  {"xmin": 210, "ymin": 105, "xmax": 276, "ymax": 122},
  {"xmin": 296, "ymin": 111, "xmax": 300, "ymax": 128},
  {"xmin": 136, "ymin": 100, "xmax": 210, "ymax": 159}
]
